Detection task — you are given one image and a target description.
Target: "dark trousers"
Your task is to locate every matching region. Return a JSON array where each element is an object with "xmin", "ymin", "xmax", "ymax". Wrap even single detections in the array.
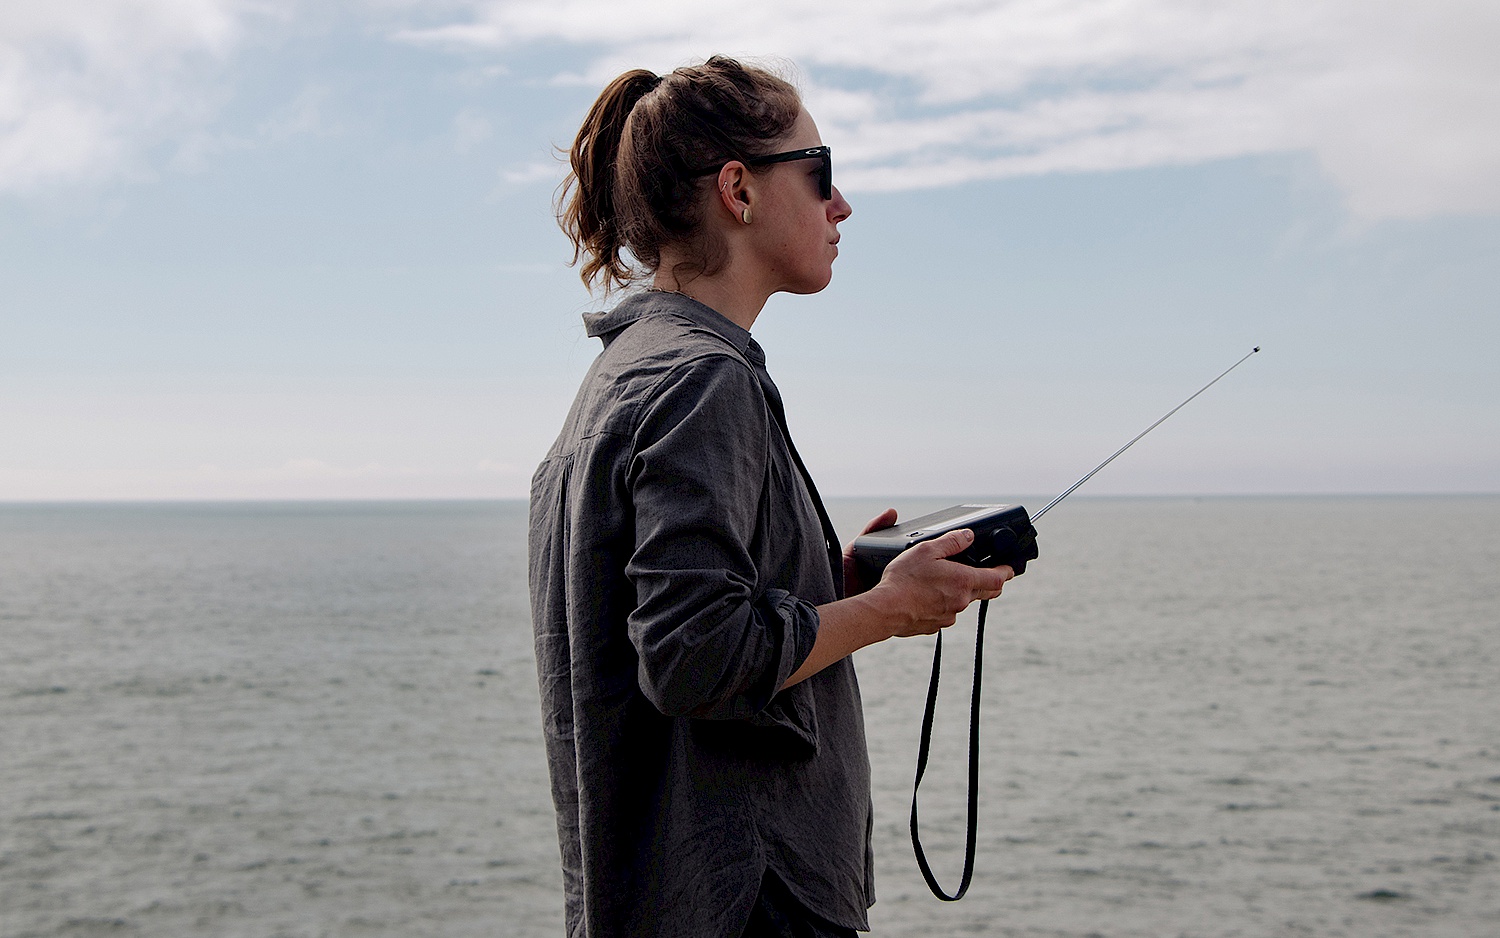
[{"xmin": 739, "ymin": 870, "xmax": 859, "ymax": 938}]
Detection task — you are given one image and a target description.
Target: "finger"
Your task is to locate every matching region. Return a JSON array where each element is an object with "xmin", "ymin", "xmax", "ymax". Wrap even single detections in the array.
[
  {"xmin": 967, "ymin": 565, "xmax": 1012, "ymax": 602},
  {"xmin": 977, "ymin": 565, "xmax": 1013, "ymax": 593},
  {"xmin": 860, "ymin": 508, "xmax": 898, "ymax": 535},
  {"xmin": 928, "ymin": 611, "xmax": 960, "ymax": 632}
]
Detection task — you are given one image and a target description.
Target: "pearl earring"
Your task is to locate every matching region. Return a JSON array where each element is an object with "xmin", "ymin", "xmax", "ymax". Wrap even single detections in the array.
[{"xmin": 741, "ymin": 208, "xmax": 752, "ymax": 225}]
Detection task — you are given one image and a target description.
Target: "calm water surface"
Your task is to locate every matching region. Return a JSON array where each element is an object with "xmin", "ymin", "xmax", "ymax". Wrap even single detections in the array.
[{"xmin": 1, "ymin": 497, "xmax": 1497, "ymax": 937}]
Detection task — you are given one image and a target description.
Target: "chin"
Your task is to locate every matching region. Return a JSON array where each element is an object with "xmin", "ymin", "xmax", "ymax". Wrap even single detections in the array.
[{"xmin": 789, "ymin": 268, "xmax": 835, "ymax": 295}]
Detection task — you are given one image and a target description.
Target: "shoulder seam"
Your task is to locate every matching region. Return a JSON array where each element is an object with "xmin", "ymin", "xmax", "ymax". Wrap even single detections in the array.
[{"xmin": 624, "ymin": 348, "xmax": 763, "ymax": 466}]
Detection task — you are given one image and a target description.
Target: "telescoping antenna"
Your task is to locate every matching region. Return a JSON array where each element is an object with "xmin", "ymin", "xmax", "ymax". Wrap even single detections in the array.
[
  {"xmin": 900, "ymin": 342, "xmax": 1266, "ymax": 900},
  {"xmin": 1030, "ymin": 346, "xmax": 1261, "ymax": 522}
]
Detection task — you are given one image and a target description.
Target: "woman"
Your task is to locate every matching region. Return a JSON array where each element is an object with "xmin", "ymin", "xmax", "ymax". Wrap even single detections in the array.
[{"xmin": 529, "ymin": 56, "xmax": 1013, "ymax": 938}]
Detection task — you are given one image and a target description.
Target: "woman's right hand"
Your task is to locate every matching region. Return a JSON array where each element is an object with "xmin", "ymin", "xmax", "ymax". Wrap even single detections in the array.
[
  {"xmin": 867, "ymin": 528, "xmax": 1013, "ymax": 638},
  {"xmin": 790, "ymin": 528, "xmax": 1016, "ymax": 689}
]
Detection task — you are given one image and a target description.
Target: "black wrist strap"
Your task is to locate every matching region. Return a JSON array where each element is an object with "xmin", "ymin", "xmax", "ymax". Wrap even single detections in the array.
[{"xmin": 910, "ymin": 598, "xmax": 990, "ymax": 901}]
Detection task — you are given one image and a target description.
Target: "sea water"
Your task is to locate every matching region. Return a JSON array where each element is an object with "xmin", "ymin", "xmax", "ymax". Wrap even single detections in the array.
[{"xmin": 1, "ymin": 497, "xmax": 1497, "ymax": 937}]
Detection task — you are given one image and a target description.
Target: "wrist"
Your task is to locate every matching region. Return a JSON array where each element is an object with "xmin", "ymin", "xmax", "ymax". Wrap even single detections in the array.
[{"xmin": 846, "ymin": 584, "xmax": 907, "ymax": 645}]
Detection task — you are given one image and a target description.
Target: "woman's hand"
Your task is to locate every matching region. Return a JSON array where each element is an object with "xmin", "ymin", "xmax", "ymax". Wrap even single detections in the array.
[
  {"xmin": 842, "ymin": 508, "xmax": 898, "ymax": 596},
  {"xmin": 866, "ymin": 528, "xmax": 1013, "ymax": 638},
  {"xmin": 787, "ymin": 522, "xmax": 1014, "ymax": 690}
]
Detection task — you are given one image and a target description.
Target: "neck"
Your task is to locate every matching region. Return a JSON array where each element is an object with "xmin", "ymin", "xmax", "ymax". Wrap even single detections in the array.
[{"xmin": 651, "ymin": 266, "xmax": 768, "ymax": 332}]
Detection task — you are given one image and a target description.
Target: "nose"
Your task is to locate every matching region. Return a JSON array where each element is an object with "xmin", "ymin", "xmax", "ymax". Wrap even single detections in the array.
[{"xmin": 829, "ymin": 185, "xmax": 852, "ymax": 223}]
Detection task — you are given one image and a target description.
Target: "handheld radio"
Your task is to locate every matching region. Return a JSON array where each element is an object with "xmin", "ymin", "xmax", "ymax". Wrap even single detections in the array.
[{"xmin": 851, "ymin": 347, "xmax": 1260, "ymax": 901}]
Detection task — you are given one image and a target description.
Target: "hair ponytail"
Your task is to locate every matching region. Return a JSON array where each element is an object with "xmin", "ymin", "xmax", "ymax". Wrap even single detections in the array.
[
  {"xmin": 558, "ymin": 69, "xmax": 661, "ymax": 291},
  {"xmin": 557, "ymin": 57, "xmax": 801, "ymax": 294}
]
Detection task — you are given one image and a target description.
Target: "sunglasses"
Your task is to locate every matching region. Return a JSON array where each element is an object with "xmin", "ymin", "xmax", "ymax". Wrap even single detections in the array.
[
  {"xmin": 746, "ymin": 146, "xmax": 833, "ymax": 201},
  {"xmin": 695, "ymin": 145, "xmax": 833, "ymax": 201}
]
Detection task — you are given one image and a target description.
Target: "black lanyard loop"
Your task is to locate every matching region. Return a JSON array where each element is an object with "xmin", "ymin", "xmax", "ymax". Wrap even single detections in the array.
[{"xmin": 910, "ymin": 597, "xmax": 991, "ymax": 901}]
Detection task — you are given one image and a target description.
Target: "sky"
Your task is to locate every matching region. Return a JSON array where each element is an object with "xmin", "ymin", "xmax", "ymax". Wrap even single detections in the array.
[{"xmin": 2, "ymin": 0, "xmax": 1497, "ymax": 501}]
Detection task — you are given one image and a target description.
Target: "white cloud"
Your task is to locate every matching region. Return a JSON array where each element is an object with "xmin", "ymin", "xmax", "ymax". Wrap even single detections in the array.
[
  {"xmin": 398, "ymin": 0, "xmax": 1500, "ymax": 219},
  {"xmin": 7, "ymin": 1, "xmax": 1497, "ymax": 218},
  {"xmin": 501, "ymin": 159, "xmax": 563, "ymax": 185},
  {"xmin": 0, "ymin": 0, "xmax": 267, "ymax": 192}
]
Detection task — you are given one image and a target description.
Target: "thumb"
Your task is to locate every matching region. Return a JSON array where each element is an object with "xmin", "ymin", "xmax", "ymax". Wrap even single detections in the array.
[
  {"xmin": 921, "ymin": 527, "xmax": 974, "ymax": 560},
  {"xmin": 860, "ymin": 508, "xmax": 898, "ymax": 535}
]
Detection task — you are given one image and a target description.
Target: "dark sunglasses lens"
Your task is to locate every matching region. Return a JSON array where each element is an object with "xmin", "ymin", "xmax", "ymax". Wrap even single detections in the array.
[{"xmin": 820, "ymin": 154, "xmax": 832, "ymax": 200}]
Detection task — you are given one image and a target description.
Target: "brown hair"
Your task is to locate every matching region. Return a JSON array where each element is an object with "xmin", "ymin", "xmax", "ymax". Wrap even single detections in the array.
[{"xmin": 557, "ymin": 56, "xmax": 802, "ymax": 292}]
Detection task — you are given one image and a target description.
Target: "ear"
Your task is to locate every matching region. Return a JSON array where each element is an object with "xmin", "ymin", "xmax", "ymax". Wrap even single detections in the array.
[{"xmin": 714, "ymin": 162, "xmax": 752, "ymax": 220}]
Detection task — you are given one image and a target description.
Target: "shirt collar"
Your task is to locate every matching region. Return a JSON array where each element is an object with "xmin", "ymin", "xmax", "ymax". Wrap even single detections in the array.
[{"xmin": 582, "ymin": 290, "xmax": 762, "ymax": 365}]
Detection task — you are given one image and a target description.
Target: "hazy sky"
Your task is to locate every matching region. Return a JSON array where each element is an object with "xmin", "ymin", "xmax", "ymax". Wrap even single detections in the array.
[{"xmin": 3, "ymin": 0, "xmax": 1497, "ymax": 500}]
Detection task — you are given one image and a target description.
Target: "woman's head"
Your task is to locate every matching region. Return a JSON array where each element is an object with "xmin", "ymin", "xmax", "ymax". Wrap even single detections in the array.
[{"xmin": 558, "ymin": 56, "xmax": 809, "ymax": 292}]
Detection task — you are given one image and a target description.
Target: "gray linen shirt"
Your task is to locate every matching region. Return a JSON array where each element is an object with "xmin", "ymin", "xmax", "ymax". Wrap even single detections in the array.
[{"xmin": 528, "ymin": 291, "xmax": 875, "ymax": 938}]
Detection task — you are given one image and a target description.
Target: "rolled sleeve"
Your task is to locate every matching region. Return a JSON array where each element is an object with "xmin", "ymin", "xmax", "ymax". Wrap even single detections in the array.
[{"xmin": 624, "ymin": 354, "xmax": 818, "ymax": 720}]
